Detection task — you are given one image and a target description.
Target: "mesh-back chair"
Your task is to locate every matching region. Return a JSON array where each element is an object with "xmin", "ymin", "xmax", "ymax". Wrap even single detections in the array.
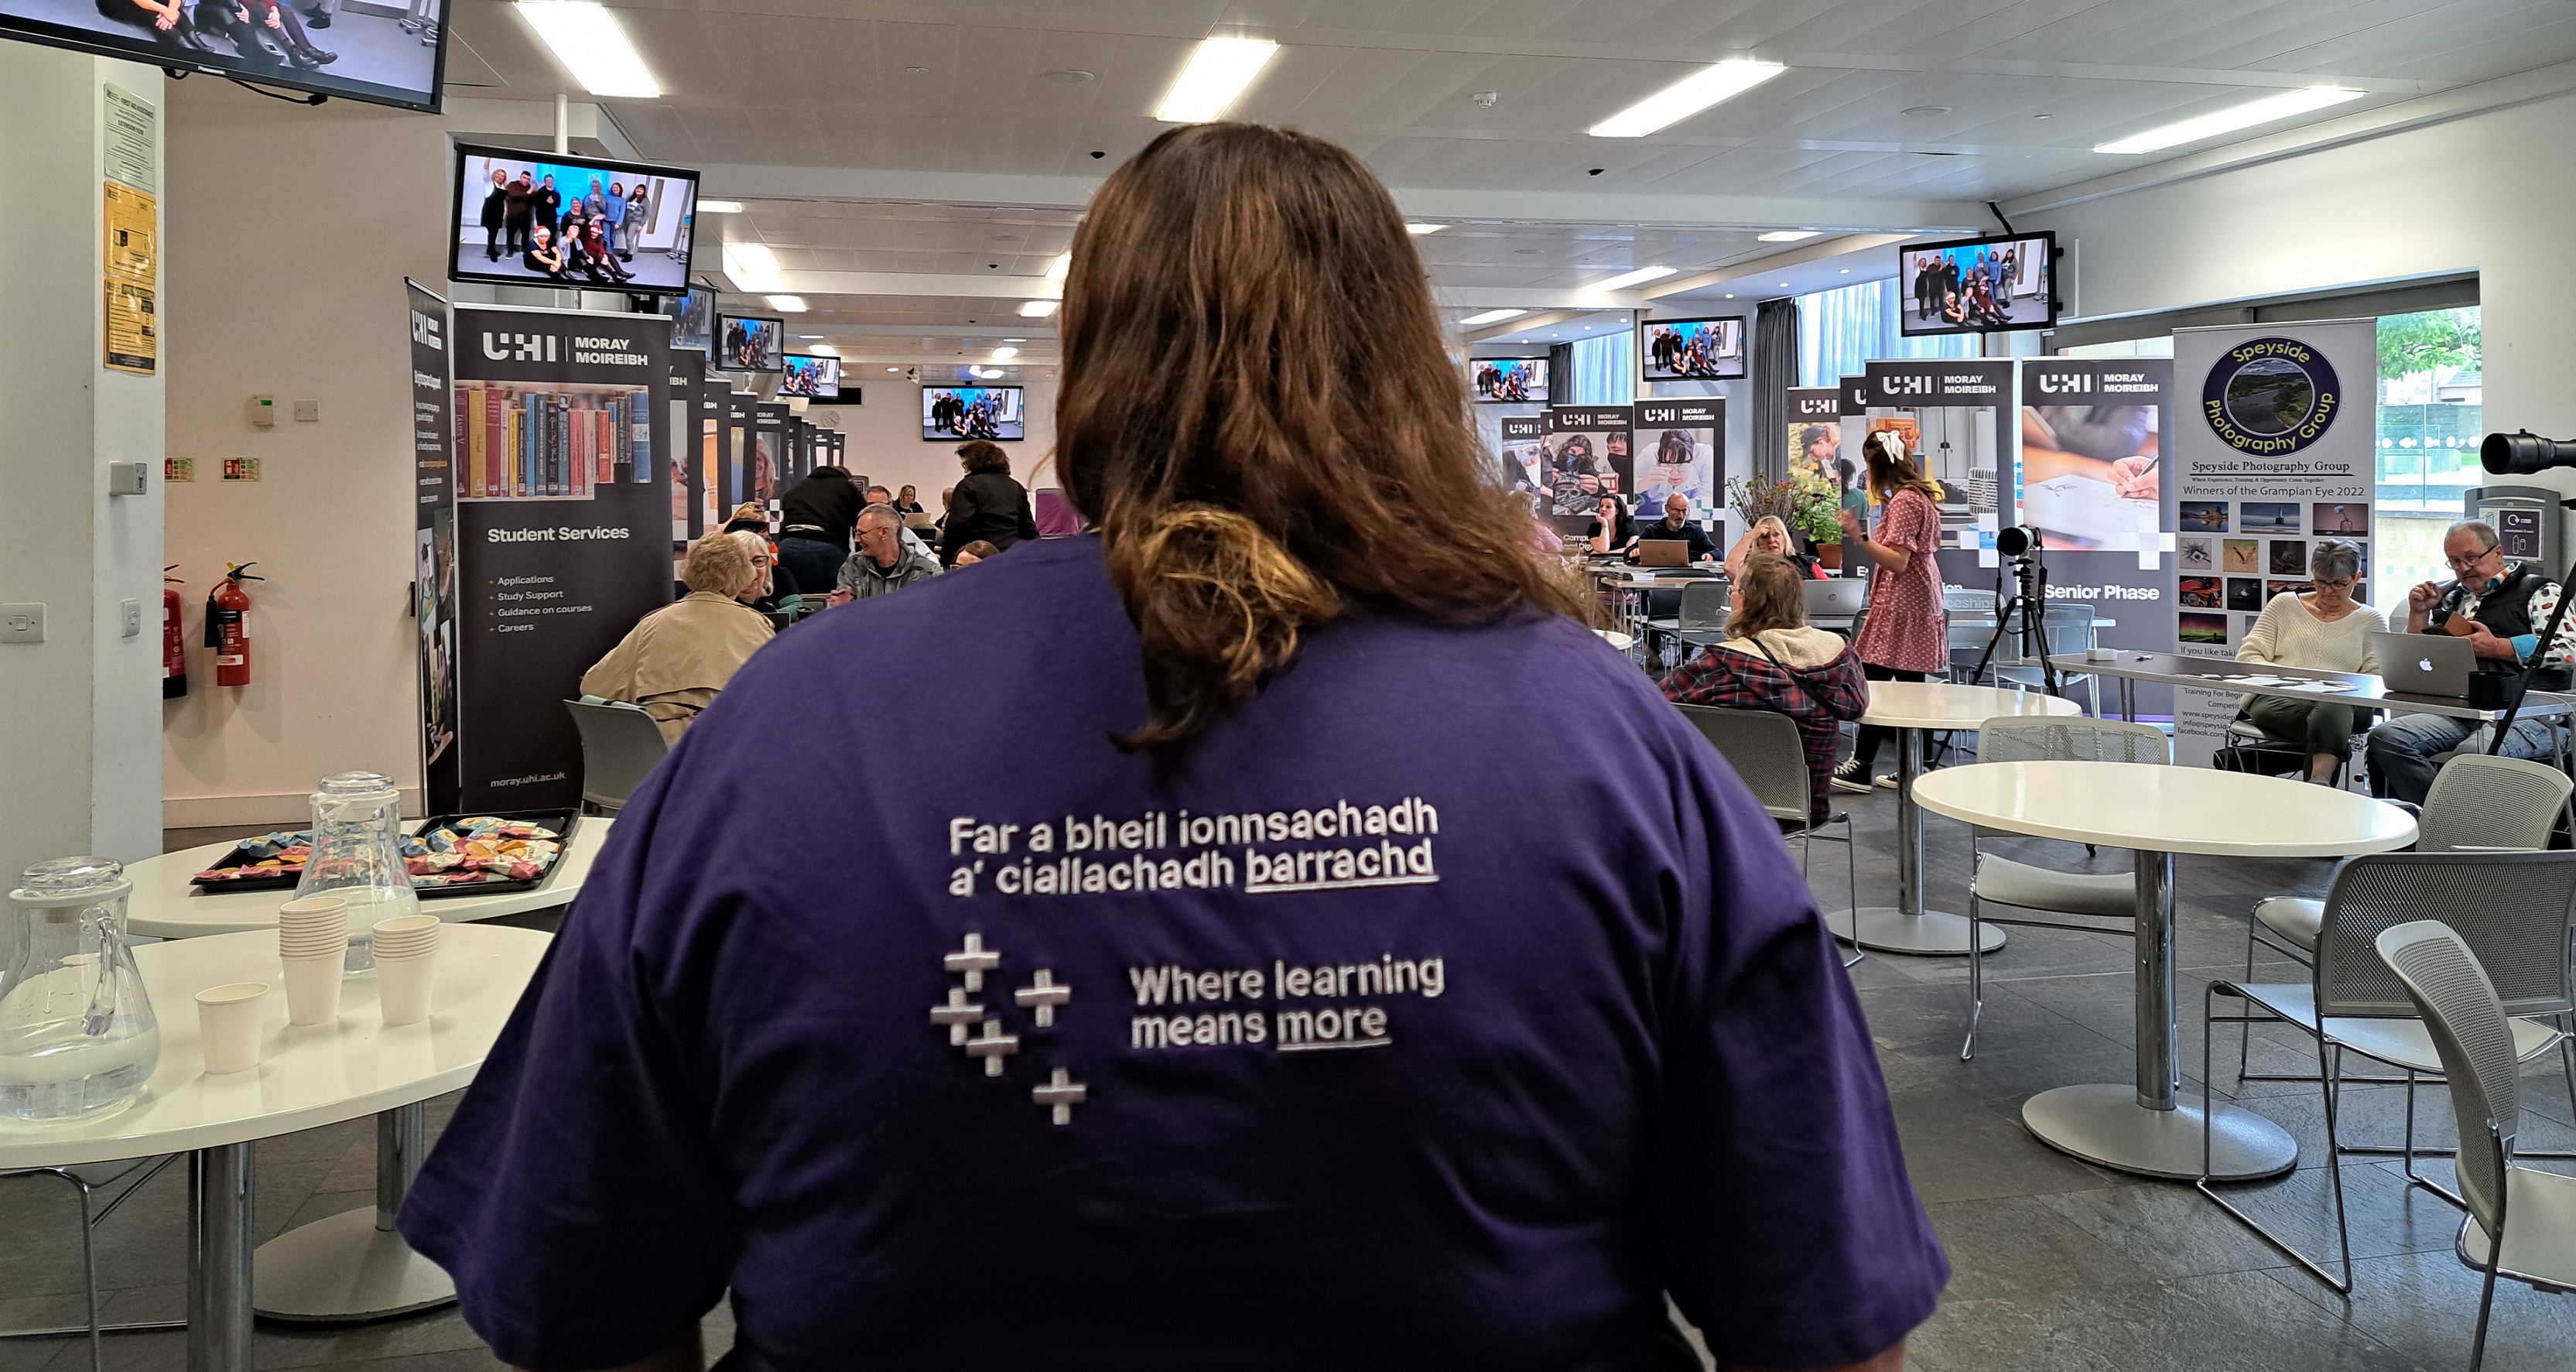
[
  {"xmin": 2246, "ymin": 755, "xmax": 2573, "ymax": 981},
  {"xmin": 1943, "ymin": 587, "xmax": 1998, "ymax": 680},
  {"xmin": 564, "ymin": 698, "xmax": 671, "ymax": 814},
  {"xmin": 1676, "ymin": 704, "xmax": 1859, "ymax": 967},
  {"xmin": 2377, "ymin": 921, "xmax": 2576, "ymax": 1370},
  {"xmin": 1959, "ymin": 718, "xmax": 2171, "ymax": 1058},
  {"xmin": 1676, "ymin": 580, "xmax": 1730, "ymax": 635},
  {"xmin": 2199, "ymin": 851, "xmax": 2576, "ymax": 1295}
]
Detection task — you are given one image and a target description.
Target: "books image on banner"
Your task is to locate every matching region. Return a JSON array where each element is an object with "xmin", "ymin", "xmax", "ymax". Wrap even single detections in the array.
[{"xmin": 453, "ymin": 382, "xmax": 654, "ymax": 501}]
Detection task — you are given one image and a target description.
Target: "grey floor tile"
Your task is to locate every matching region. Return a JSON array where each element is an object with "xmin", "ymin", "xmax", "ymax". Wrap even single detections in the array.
[{"xmin": 1907, "ymin": 1270, "xmax": 2417, "ymax": 1372}]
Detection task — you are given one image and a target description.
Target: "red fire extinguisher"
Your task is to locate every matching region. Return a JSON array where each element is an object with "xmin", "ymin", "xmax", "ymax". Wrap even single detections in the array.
[
  {"xmin": 163, "ymin": 566, "xmax": 188, "ymax": 699},
  {"xmin": 204, "ymin": 563, "xmax": 262, "ymax": 688}
]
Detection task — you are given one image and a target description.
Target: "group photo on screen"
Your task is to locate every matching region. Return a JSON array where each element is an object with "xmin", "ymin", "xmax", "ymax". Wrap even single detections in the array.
[
  {"xmin": 779, "ymin": 354, "xmax": 840, "ymax": 399},
  {"xmin": 453, "ymin": 148, "xmax": 695, "ymax": 293},
  {"xmin": 663, "ymin": 286, "xmax": 713, "ymax": 359},
  {"xmin": 1901, "ymin": 234, "xmax": 2052, "ymax": 336},
  {"xmin": 719, "ymin": 315, "xmax": 782, "ymax": 372},
  {"xmin": 1640, "ymin": 318, "xmax": 1745, "ymax": 381},
  {"xmin": 1472, "ymin": 358, "xmax": 1548, "ymax": 403},
  {"xmin": 3, "ymin": 0, "xmax": 449, "ymax": 109},
  {"xmin": 922, "ymin": 385, "xmax": 1023, "ymax": 441}
]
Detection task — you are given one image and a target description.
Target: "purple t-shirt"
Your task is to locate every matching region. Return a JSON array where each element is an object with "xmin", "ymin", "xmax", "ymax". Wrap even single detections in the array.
[{"xmin": 400, "ymin": 535, "xmax": 1945, "ymax": 1372}]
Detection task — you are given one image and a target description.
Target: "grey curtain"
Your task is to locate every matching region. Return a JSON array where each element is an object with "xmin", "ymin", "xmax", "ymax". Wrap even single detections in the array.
[
  {"xmin": 1547, "ymin": 341, "xmax": 1575, "ymax": 404},
  {"xmin": 1750, "ymin": 298, "xmax": 1799, "ymax": 481}
]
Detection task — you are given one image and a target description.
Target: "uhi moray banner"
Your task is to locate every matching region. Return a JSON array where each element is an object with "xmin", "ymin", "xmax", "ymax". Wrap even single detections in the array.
[
  {"xmin": 405, "ymin": 280, "xmax": 462, "ymax": 813},
  {"xmin": 1859, "ymin": 358, "xmax": 2016, "ymax": 594},
  {"xmin": 2169, "ymin": 320, "xmax": 2376, "ymax": 765},
  {"xmin": 2017, "ymin": 358, "xmax": 2177, "ymax": 716},
  {"xmin": 451, "ymin": 304, "xmax": 676, "ymax": 812},
  {"xmin": 1541, "ymin": 405, "xmax": 1635, "ymax": 534},
  {"xmin": 1633, "ymin": 399, "xmax": 1722, "ymax": 512}
]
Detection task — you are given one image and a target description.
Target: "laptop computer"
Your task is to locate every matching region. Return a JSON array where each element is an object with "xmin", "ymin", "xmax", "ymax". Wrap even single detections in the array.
[
  {"xmin": 1634, "ymin": 539, "xmax": 1692, "ymax": 569},
  {"xmin": 2373, "ymin": 631, "xmax": 2475, "ymax": 697},
  {"xmin": 1804, "ymin": 579, "xmax": 1867, "ymax": 619}
]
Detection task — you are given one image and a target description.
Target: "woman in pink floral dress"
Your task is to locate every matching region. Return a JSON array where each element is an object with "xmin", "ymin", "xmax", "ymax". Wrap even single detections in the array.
[{"xmin": 1830, "ymin": 431, "xmax": 1950, "ymax": 792}]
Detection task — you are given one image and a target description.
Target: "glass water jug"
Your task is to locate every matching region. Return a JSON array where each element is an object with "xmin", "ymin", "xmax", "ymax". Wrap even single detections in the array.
[
  {"xmin": 1, "ymin": 857, "xmax": 162, "ymax": 1124},
  {"xmin": 292, "ymin": 772, "xmax": 421, "ymax": 973}
]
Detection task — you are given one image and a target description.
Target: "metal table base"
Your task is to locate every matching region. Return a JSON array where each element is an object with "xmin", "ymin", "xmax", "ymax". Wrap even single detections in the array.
[
  {"xmin": 1834, "ymin": 727, "xmax": 2005, "ymax": 956},
  {"xmin": 253, "ymin": 1104, "xmax": 452, "ymax": 1322}
]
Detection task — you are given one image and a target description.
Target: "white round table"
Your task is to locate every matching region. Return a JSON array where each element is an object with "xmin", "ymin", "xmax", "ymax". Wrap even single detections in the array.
[
  {"xmin": 1837, "ymin": 682, "xmax": 2081, "ymax": 956},
  {"xmin": 1911, "ymin": 761, "xmax": 2417, "ymax": 1182},
  {"xmin": 126, "ymin": 817, "xmax": 610, "ymax": 939},
  {"xmin": 0, "ymin": 925, "xmax": 549, "ymax": 1372}
]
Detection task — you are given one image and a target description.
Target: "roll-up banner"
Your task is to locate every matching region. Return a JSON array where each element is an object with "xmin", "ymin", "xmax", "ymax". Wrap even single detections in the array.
[
  {"xmin": 1499, "ymin": 415, "xmax": 1545, "ymax": 497},
  {"xmin": 724, "ymin": 392, "xmax": 755, "ymax": 512},
  {"xmin": 2168, "ymin": 320, "xmax": 2376, "ymax": 765},
  {"xmin": 1541, "ymin": 405, "xmax": 1634, "ymax": 533},
  {"xmin": 691, "ymin": 378, "xmax": 721, "ymax": 538},
  {"xmin": 1633, "ymin": 399, "xmax": 1722, "ymax": 512},
  {"xmin": 1859, "ymin": 359, "xmax": 2016, "ymax": 593},
  {"xmin": 1787, "ymin": 387, "xmax": 1843, "ymax": 487},
  {"xmin": 451, "ymin": 304, "xmax": 675, "ymax": 812},
  {"xmin": 668, "ymin": 349, "xmax": 699, "ymax": 546},
  {"xmin": 1836, "ymin": 378, "xmax": 1875, "ymax": 577},
  {"xmin": 406, "ymin": 280, "xmax": 462, "ymax": 813},
  {"xmin": 2018, "ymin": 358, "xmax": 2177, "ymax": 714},
  {"xmin": 753, "ymin": 402, "xmax": 789, "ymax": 508}
]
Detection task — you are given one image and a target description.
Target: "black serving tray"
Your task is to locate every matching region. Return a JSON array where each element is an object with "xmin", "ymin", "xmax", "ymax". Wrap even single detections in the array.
[{"xmin": 186, "ymin": 809, "xmax": 577, "ymax": 899}]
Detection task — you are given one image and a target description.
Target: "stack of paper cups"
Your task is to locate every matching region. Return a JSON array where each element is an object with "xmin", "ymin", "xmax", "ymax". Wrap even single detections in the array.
[
  {"xmin": 276, "ymin": 896, "xmax": 349, "ymax": 1026},
  {"xmin": 371, "ymin": 915, "xmax": 441, "ymax": 1027}
]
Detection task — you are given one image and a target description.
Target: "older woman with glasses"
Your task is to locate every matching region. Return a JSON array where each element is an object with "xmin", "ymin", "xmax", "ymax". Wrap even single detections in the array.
[{"xmin": 2236, "ymin": 539, "xmax": 2383, "ymax": 783}]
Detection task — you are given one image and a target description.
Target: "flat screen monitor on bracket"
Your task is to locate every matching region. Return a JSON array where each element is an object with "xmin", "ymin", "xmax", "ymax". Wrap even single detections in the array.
[
  {"xmin": 717, "ymin": 315, "xmax": 785, "ymax": 373},
  {"xmin": 1637, "ymin": 316, "xmax": 1747, "ymax": 382},
  {"xmin": 659, "ymin": 286, "xmax": 716, "ymax": 361},
  {"xmin": 922, "ymin": 385, "xmax": 1023, "ymax": 441},
  {"xmin": 781, "ymin": 354, "xmax": 841, "ymax": 401},
  {"xmin": 1470, "ymin": 358, "xmax": 1548, "ymax": 403},
  {"xmin": 450, "ymin": 144, "xmax": 700, "ymax": 295},
  {"xmin": 1897, "ymin": 231, "xmax": 2059, "ymax": 337},
  {"xmin": 0, "ymin": 0, "xmax": 453, "ymax": 111}
]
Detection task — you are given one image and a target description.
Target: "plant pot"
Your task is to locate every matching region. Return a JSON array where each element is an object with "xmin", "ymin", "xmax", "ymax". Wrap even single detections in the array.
[{"xmin": 1816, "ymin": 542, "xmax": 1844, "ymax": 571}]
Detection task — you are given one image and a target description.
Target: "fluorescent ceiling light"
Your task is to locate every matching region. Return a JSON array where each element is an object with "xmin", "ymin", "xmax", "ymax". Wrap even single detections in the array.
[
  {"xmin": 2093, "ymin": 86, "xmax": 2364, "ymax": 155},
  {"xmin": 765, "ymin": 295, "xmax": 807, "ymax": 313},
  {"xmin": 698, "ymin": 200, "xmax": 744, "ymax": 214},
  {"xmin": 1019, "ymin": 299, "xmax": 1060, "ymax": 316},
  {"xmin": 514, "ymin": 2, "xmax": 660, "ymax": 98},
  {"xmin": 805, "ymin": 344, "xmax": 836, "ymax": 356},
  {"xmin": 1047, "ymin": 253, "xmax": 1072, "ymax": 281},
  {"xmin": 1589, "ymin": 60, "xmax": 1784, "ymax": 138},
  {"xmin": 1155, "ymin": 37, "xmax": 1278, "ymax": 123},
  {"xmin": 1459, "ymin": 308, "xmax": 1525, "ymax": 327},
  {"xmin": 1587, "ymin": 265, "xmax": 1677, "ymax": 292},
  {"xmin": 1004, "ymin": 337, "xmax": 1028, "ymax": 343},
  {"xmin": 991, "ymin": 346, "xmax": 1020, "ymax": 361},
  {"xmin": 1757, "ymin": 230, "xmax": 1820, "ymax": 242},
  {"xmin": 724, "ymin": 242, "xmax": 782, "ymax": 292},
  {"xmin": 1405, "ymin": 223, "xmax": 1445, "ymax": 234}
]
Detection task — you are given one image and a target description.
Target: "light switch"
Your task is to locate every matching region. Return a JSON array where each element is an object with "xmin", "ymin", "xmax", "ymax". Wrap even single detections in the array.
[
  {"xmin": 0, "ymin": 604, "xmax": 45, "ymax": 644},
  {"xmin": 121, "ymin": 599, "xmax": 142, "ymax": 638},
  {"xmin": 292, "ymin": 399, "xmax": 319, "ymax": 423}
]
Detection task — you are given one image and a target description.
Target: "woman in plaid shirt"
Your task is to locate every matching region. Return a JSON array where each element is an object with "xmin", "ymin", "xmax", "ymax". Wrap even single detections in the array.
[{"xmin": 1662, "ymin": 553, "xmax": 1870, "ymax": 823}]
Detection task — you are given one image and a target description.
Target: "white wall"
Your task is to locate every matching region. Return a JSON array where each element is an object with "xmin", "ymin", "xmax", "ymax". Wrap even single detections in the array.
[
  {"xmin": 806, "ymin": 376, "xmax": 1062, "ymax": 513},
  {"xmin": 0, "ymin": 48, "xmax": 168, "ymax": 877}
]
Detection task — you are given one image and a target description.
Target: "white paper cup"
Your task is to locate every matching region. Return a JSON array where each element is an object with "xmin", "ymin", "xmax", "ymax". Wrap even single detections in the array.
[
  {"xmin": 197, "ymin": 983, "xmax": 271, "ymax": 1074},
  {"xmin": 376, "ymin": 946, "xmax": 437, "ymax": 1027},
  {"xmin": 280, "ymin": 953, "xmax": 344, "ymax": 1025}
]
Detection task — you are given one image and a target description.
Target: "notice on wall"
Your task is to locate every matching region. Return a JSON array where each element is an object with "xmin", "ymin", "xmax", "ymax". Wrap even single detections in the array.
[
  {"xmin": 407, "ymin": 281, "xmax": 462, "ymax": 809},
  {"xmin": 2169, "ymin": 320, "xmax": 2376, "ymax": 765},
  {"xmin": 102, "ymin": 84, "xmax": 156, "ymax": 193},
  {"xmin": 165, "ymin": 457, "xmax": 194, "ymax": 483},
  {"xmin": 453, "ymin": 304, "xmax": 676, "ymax": 812},
  {"xmin": 102, "ymin": 182, "xmax": 157, "ymax": 375},
  {"xmin": 221, "ymin": 457, "xmax": 260, "ymax": 481}
]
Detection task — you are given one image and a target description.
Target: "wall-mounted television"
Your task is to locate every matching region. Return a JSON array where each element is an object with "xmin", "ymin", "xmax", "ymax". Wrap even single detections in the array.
[
  {"xmin": 717, "ymin": 315, "xmax": 785, "ymax": 373},
  {"xmin": 781, "ymin": 354, "xmax": 841, "ymax": 401},
  {"xmin": 1639, "ymin": 316, "xmax": 1746, "ymax": 382},
  {"xmin": 0, "ymin": 0, "xmax": 451, "ymax": 111},
  {"xmin": 922, "ymin": 385, "xmax": 1024, "ymax": 441},
  {"xmin": 1897, "ymin": 231, "xmax": 2058, "ymax": 337},
  {"xmin": 450, "ymin": 145, "xmax": 699, "ymax": 295},
  {"xmin": 1471, "ymin": 358, "xmax": 1548, "ymax": 403},
  {"xmin": 661, "ymin": 286, "xmax": 716, "ymax": 361}
]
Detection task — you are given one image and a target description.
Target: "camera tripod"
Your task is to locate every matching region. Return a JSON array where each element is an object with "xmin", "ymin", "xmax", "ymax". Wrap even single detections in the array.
[{"xmin": 1962, "ymin": 550, "xmax": 2064, "ymax": 697}]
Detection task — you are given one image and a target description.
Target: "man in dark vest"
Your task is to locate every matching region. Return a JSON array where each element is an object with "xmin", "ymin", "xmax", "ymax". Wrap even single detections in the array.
[{"xmin": 2366, "ymin": 518, "xmax": 2574, "ymax": 802}]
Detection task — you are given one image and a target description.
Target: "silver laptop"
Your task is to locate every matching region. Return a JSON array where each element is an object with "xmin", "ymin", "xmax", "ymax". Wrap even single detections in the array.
[
  {"xmin": 1634, "ymin": 539, "xmax": 1692, "ymax": 568},
  {"xmin": 1805, "ymin": 579, "xmax": 1867, "ymax": 619},
  {"xmin": 2374, "ymin": 631, "xmax": 2475, "ymax": 697}
]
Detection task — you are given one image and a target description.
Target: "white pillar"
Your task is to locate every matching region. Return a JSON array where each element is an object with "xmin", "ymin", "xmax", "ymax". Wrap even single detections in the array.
[{"xmin": 0, "ymin": 46, "xmax": 166, "ymax": 879}]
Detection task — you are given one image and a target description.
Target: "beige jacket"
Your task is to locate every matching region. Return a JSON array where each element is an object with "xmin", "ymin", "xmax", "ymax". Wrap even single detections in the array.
[{"xmin": 580, "ymin": 591, "xmax": 775, "ymax": 742}]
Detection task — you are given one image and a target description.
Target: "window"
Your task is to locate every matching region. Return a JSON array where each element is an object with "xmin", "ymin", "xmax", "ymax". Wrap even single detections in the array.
[
  {"xmin": 1795, "ymin": 277, "xmax": 1979, "ymax": 387},
  {"xmin": 2374, "ymin": 308, "xmax": 2481, "ymax": 599},
  {"xmin": 1569, "ymin": 330, "xmax": 1634, "ymax": 405}
]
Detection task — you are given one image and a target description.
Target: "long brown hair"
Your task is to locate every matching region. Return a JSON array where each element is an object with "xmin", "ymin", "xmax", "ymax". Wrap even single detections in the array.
[
  {"xmin": 1861, "ymin": 429, "xmax": 1944, "ymax": 503},
  {"xmin": 1058, "ymin": 122, "xmax": 1586, "ymax": 748},
  {"xmin": 1726, "ymin": 552, "xmax": 1808, "ymax": 640}
]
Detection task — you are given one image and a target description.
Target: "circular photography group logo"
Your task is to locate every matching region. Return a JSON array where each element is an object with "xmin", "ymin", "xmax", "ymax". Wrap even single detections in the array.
[{"xmin": 2201, "ymin": 337, "xmax": 2342, "ymax": 455}]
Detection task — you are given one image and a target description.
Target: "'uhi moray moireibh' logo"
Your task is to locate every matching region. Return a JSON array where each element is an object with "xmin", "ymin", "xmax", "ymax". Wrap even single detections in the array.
[{"xmin": 2201, "ymin": 337, "xmax": 2342, "ymax": 456}]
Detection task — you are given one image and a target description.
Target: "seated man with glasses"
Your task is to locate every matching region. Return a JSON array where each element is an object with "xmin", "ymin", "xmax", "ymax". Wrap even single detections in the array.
[{"xmin": 2365, "ymin": 518, "xmax": 2576, "ymax": 803}]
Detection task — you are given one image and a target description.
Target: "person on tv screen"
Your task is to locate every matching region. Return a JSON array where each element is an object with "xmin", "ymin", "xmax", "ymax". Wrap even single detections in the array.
[
  {"xmin": 624, "ymin": 182, "xmax": 650, "ymax": 259},
  {"xmin": 559, "ymin": 210, "xmax": 594, "ymax": 277},
  {"xmin": 580, "ymin": 216, "xmax": 633, "ymax": 285},
  {"xmin": 602, "ymin": 180, "xmax": 628, "ymax": 258},
  {"xmin": 502, "ymin": 169, "xmax": 537, "ymax": 256},
  {"xmin": 534, "ymin": 174, "xmax": 562, "ymax": 234},
  {"xmin": 523, "ymin": 226, "xmax": 566, "ymax": 280},
  {"xmin": 478, "ymin": 167, "xmax": 510, "ymax": 262}
]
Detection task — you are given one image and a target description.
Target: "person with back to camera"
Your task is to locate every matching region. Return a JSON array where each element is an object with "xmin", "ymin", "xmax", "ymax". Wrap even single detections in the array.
[
  {"xmin": 2365, "ymin": 518, "xmax": 2576, "ymax": 803},
  {"xmin": 1830, "ymin": 431, "xmax": 1949, "ymax": 793},
  {"xmin": 775, "ymin": 464, "xmax": 864, "ymax": 595},
  {"xmin": 2235, "ymin": 539, "xmax": 2383, "ymax": 785},
  {"xmin": 398, "ymin": 121, "xmax": 1945, "ymax": 1372},
  {"xmin": 953, "ymin": 539, "xmax": 1001, "ymax": 566},
  {"xmin": 1664, "ymin": 551, "xmax": 1871, "ymax": 828},
  {"xmin": 576, "ymin": 532, "xmax": 774, "ymax": 744},
  {"xmin": 940, "ymin": 440, "xmax": 1040, "ymax": 565}
]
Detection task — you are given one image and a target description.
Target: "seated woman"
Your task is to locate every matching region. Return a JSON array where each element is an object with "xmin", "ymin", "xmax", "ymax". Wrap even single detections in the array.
[
  {"xmin": 1663, "ymin": 552, "xmax": 1870, "ymax": 825},
  {"xmin": 953, "ymin": 539, "xmax": 1002, "ymax": 566},
  {"xmin": 1724, "ymin": 514, "xmax": 1825, "ymax": 585},
  {"xmin": 1583, "ymin": 492, "xmax": 1631, "ymax": 555},
  {"xmin": 723, "ymin": 523, "xmax": 806, "ymax": 620},
  {"xmin": 580, "ymin": 532, "xmax": 775, "ymax": 743},
  {"xmin": 522, "ymin": 225, "xmax": 566, "ymax": 280},
  {"xmin": 2236, "ymin": 539, "xmax": 2383, "ymax": 783}
]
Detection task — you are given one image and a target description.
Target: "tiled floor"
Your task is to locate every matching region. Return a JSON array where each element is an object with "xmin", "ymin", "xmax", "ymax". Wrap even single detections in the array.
[{"xmin": 4, "ymin": 808, "xmax": 2571, "ymax": 1370}]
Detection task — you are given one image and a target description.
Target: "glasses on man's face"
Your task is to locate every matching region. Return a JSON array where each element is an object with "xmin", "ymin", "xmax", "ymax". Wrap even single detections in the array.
[{"xmin": 2446, "ymin": 546, "xmax": 2500, "ymax": 570}]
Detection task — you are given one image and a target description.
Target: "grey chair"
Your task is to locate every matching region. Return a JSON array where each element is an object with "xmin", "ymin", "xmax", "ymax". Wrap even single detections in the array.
[
  {"xmin": 563, "ymin": 698, "xmax": 670, "ymax": 814},
  {"xmin": 1676, "ymin": 704, "xmax": 1859, "ymax": 967},
  {"xmin": 2199, "ymin": 850, "xmax": 2576, "ymax": 1295},
  {"xmin": 1942, "ymin": 587, "xmax": 1998, "ymax": 681},
  {"xmin": 1959, "ymin": 717, "xmax": 2171, "ymax": 1058},
  {"xmin": 1676, "ymin": 579, "xmax": 1729, "ymax": 635},
  {"xmin": 0, "ymin": 1157, "xmax": 183, "ymax": 1372},
  {"xmin": 2377, "ymin": 920, "xmax": 2576, "ymax": 1371}
]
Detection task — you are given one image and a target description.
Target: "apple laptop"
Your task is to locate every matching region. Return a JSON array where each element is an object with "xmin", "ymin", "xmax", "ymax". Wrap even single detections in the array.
[
  {"xmin": 2374, "ymin": 631, "xmax": 2475, "ymax": 698},
  {"xmin": 1804, "ymin": 579, "xmax": 1868, "ymax": 619},
  {"xmin": 1635, "ymin": 539, "xmax": 1692, "ymax": 569}
]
